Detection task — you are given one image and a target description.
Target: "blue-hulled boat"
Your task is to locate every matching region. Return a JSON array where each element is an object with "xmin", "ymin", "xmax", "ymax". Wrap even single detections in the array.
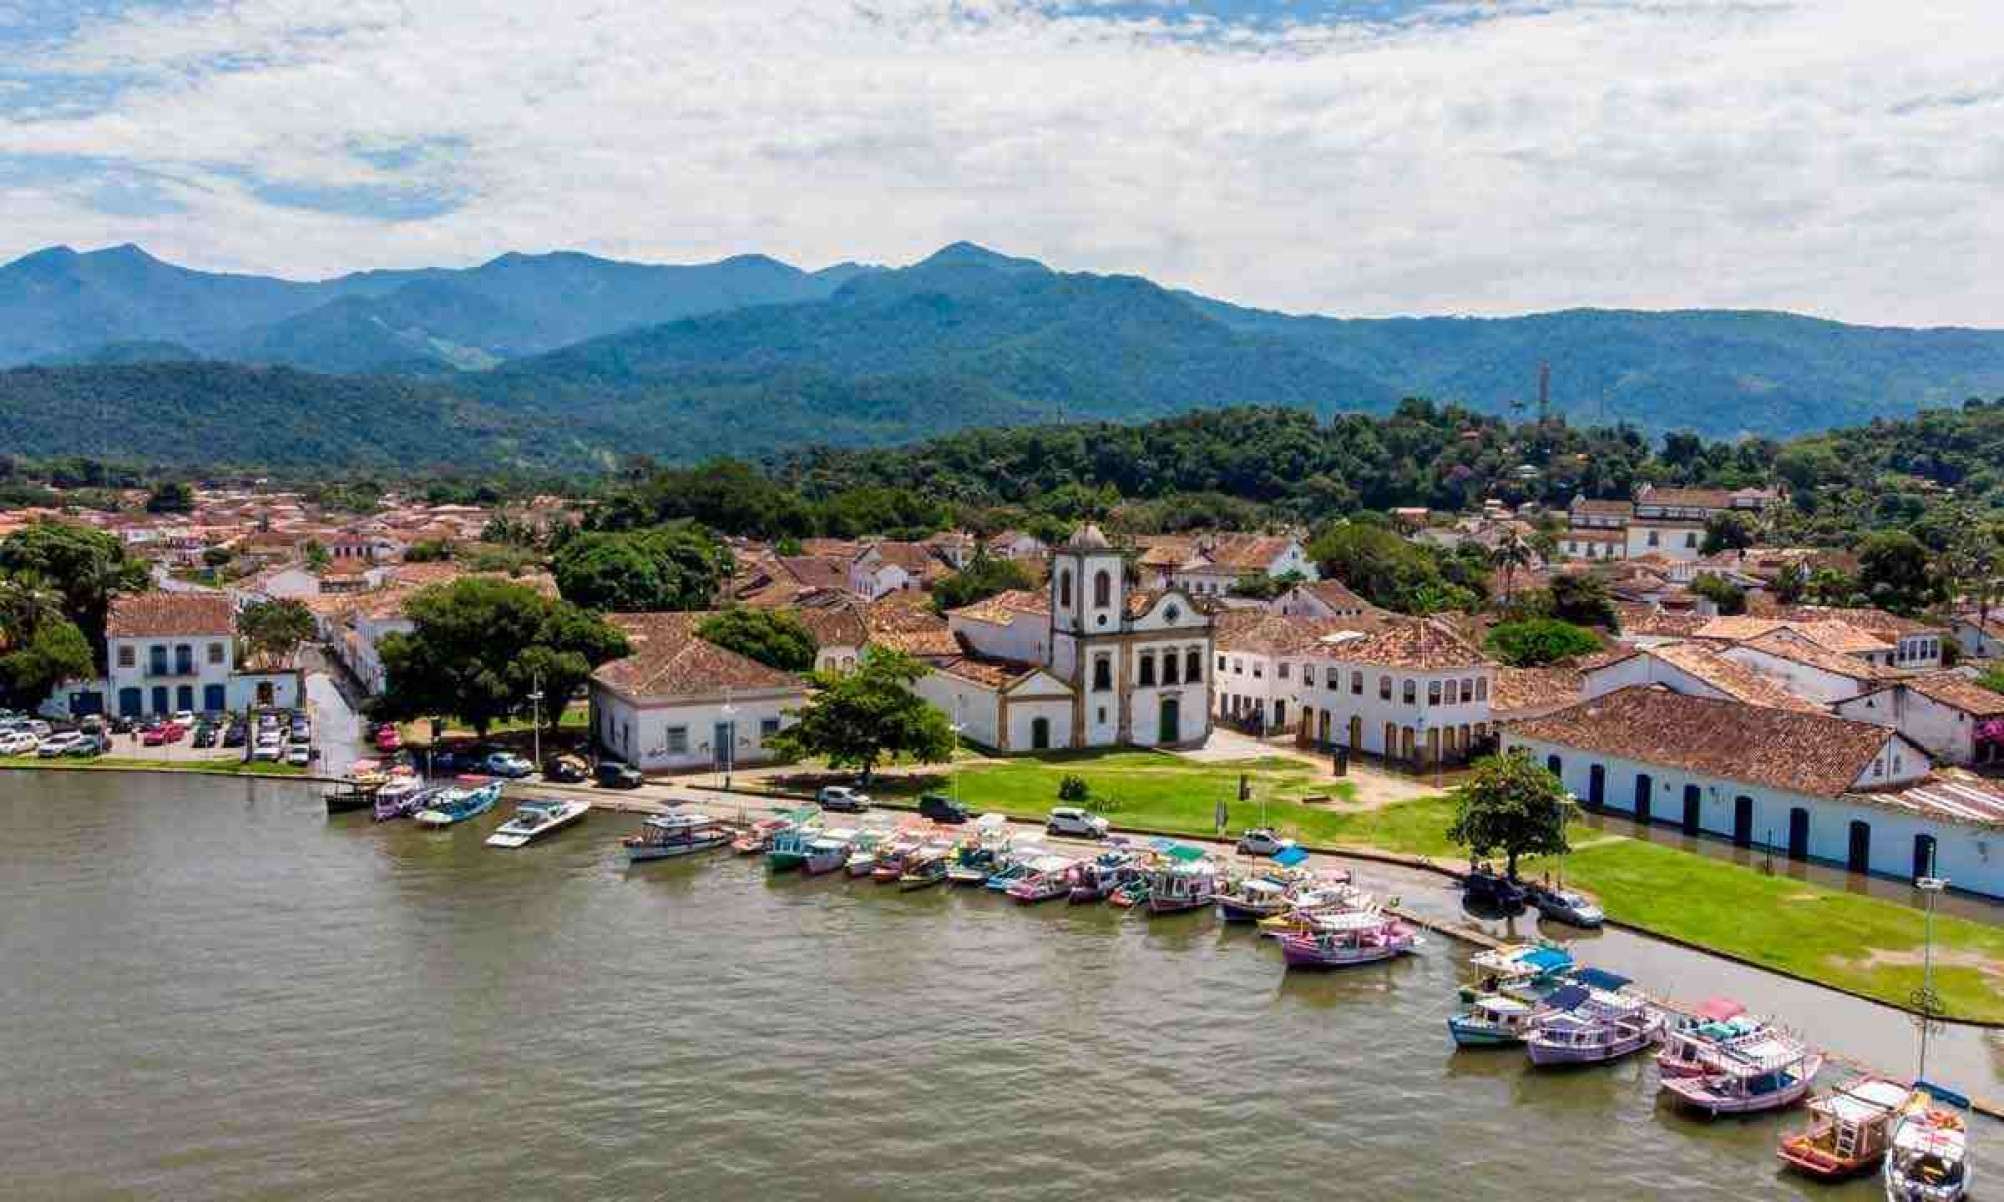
[
  {"xmin": 1448, "ymin": 994, "xmax": 1539, "ymax": 1047},
  {"xmin": 412, "ymin": 779, "xmax": 503, "ymax": 828}
]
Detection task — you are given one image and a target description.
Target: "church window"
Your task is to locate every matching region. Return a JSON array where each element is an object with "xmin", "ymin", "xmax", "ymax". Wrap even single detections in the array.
[
  {"xmin": 1059, "ymin": 570, "xmax": 1072, "ymax": 609},
  {"xmin": 1188, "ymin": 649, "xmax": 1203, "ymax": 681},
  {"xmin": 1302, "ymin": 664, "xmax": 1314, "ymax": 686},
  {"xmin": 1093, "ymin": 570, "xmax": 1111, "ymax": 609},
  {"xmin": 1163, "ymin": 654, "xmax": 1180, "ymax": 685},
  {"xmin": 1138, "ymin": 654, "xmax": 1156, "ymax": 687},
  {"xmin": 1278, "ymin": 663, "xmax": 1290, "ymax": 681},
  {"xmin": 1092, "ymin": 656, "xmax": 1112, "ymax": 692}
]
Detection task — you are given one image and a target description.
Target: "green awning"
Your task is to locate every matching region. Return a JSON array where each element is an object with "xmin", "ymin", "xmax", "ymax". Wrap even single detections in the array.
[{"xmin": 1165, "ymin": 844, "xmax": 1207, "ymax": 863}]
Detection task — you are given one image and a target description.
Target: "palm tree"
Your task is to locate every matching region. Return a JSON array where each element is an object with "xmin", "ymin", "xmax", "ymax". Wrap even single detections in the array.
[
  {"xmin": 1490, "ymin": 529, "xmax": 1534, "ymax": 608},
  {"xmin": 0, "ymin": 572, "xmax": 62, "ymax": 647}
]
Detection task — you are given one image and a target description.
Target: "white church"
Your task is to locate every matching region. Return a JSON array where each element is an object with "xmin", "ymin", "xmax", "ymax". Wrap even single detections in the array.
[{"xmin": 915, "ymin": 525, "xmax": 1215, "ymax": 752}]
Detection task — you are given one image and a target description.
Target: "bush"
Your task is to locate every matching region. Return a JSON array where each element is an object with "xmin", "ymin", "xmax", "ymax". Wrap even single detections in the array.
[
  {"xmin": 1483, "ymin": 618, "xmax": 1601, "ymax": 667},
  {"xmin": 1057, "ymin": 773, "xmax": 1091, "ymax": 802}
]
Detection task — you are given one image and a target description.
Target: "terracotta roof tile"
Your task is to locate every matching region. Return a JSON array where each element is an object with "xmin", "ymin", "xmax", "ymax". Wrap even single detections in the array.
[
  {"xmin": 1645, "ymin": 641, "xmax": 1826, "ymax": 713},
  {"xmin": 1490, "ymin": 664, "xmax": 1586, "ymax": 720},
  {"xmin": 1902, "ymin": 671, "xmax": 2004, "ymax": 717},
  {"xmin": 107, "ymin": 592, "xmax": 232, "ymax": 637},
  {"xmin": 947, "ymin": 588, "xmax": 1050, "ymax": 627},
  {"xmin": 595, "ymin": 612, "xmax": 803, "ymax": 697},
  {"xmin": 1732, "ymin": 629, "xmax": 1899, "ymax": 681},
  {"xmin": 1509, "ymin": 687, "xmax": 1896, "ymax": 798},
  {"xmin": 865, "ymin": 591, "xmax": 960, "ymax": 658},
  {"xmin": 1216, "ymin": 610, "xmax": 1380, "ymax": 656},
  {"xmin": 1309, "ymin": 615, "xmax": 1488, "ymax": 670}
]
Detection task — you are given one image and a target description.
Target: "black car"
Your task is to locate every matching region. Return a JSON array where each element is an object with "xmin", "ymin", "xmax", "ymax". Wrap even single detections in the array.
[
  {"xmin": 192, "ymin": 724, "xmax": 218, "ymax": 748},
  {"xmin": 109, "ymin": 715, "xmax": 137, "ymax": 734},
  {"xmin": 917, "ymin": 793, "xmax": 971, "ymax": 824},
  {"xmin": 595, "ymin": 761, "xmax": 645, "ymax": 789},
  {"xmin": 542, "ymin": 756, "xmax": 588, "ymax": 784},
  {"xmin": 222, "ymin": 724, "xmax": 247, "ymax": 748},
  {"xmin": 1461, "ymin": 865, "xmax": 1528, "ymax": 914}
]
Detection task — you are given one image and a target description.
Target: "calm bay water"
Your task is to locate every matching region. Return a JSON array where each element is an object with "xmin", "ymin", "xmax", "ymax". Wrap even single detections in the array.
[{"xmin": 0, "ymin": 771, "xmax": 1982, "ymax": 1200}]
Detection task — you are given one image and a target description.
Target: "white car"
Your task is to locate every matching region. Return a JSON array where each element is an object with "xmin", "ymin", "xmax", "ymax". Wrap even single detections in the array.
[
  {"xmin": 0, "ymin": 730, "xmax": 41, "ymax": 755},
  {"xmin": 1045, "ymin": 806, "xmax": 1110, "ymax": 840},
  {"xmin": 37, "ymin": 732, "xmax": 87, "ymax": 757},
  {"xmin": 252, "ymin": 731, "xmax": 284, "ymax": 762},
  {"xmin": 284, "ymin": 744, "xmax": 312, "ymax": 766},
  {"xmin": 173, "ymin": 710, "xmax": 196, "ymax": 727},
  {"xmin": 1235, "ymin": 828, "xmax": 1297, "ymax": 858},
  {"xmin": 26, "ymin": 720, "xmax": 51, "ymax": 739}
]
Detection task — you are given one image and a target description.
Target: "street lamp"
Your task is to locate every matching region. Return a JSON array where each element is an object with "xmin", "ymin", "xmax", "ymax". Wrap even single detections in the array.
[
  {"xmin": 1914, "ymin": 870, "xmax": 1949, "ymax": 1081},
  {"xmin": 951, "ymin": 696, "xmax": 965, "ymax": 805},
  {"xmin": 527, "ymin": 670, "xmax": 544, "ymax": 774},
  {"xmin": 720, "ymin": 688, "xmax": 736, "ymax": 792}
]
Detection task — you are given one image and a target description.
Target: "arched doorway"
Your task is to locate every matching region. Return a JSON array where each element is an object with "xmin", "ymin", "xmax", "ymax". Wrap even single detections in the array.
[
  {"xmin": 1383, "ymin": 722, "xmax": 1397, "ymax": 758},
  {"xmin": 1633, "ymin": 773, "xmax": 1653, "ymax": 824},
  {"xmin": 1682, "ymin": 785, "xmax": 1702, "ymax": 834},
  {"xmin": 1030, "ymin": 717, "xmax": 1051, "ymax": 750},
  {"xmin": 1911, "ymin": 833, "xmax": 1936, "ymax": 881},
  {"xmin": 1347, "ymin": 715, "xmax": 1362, "ymax": 749},
  {"xmin": 1158, "ymin": 696, "xmax": 1180, "ymax": 745},
  {"xmin": 1318, "ymin": 710, "xmax": 1331, "ymax": 744},
  {"xmin": 1847, "ymin": 820, "xmax": 1871, "ymax": 874},
  {"xmin": 1425, "ymin": 728, "xmax": 1440, "ymax": 767},
  {"xmin": 1787, "ymin": 807, "xmax": 1810, "ymax": 861},
  {"xmin": 1733, "ymin": 796, "xmax": 1754, "ymax": 847}
]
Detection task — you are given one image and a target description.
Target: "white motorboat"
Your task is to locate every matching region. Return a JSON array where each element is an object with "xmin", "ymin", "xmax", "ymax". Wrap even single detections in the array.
[{"xmin": 486, "ymin": 798, "xmax": 591, "ymax": 847}]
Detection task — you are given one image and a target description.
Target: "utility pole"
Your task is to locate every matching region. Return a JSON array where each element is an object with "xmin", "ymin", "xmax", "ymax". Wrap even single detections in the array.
[
  {"xmin": 528, "ymin": 670, "xmax": 544, "ymax": 773},
  {"xmin": 1914, "ymin": 864, "xmax": 1948, "ymax": 1081}
]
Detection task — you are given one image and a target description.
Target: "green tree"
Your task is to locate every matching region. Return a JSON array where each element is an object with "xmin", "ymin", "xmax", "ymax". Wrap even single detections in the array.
[
  {"xmin": 303, "ymin": 539, "xmax": 330, "ymax": 570},
  {"xmin": 403, "ymin": 538, "xmax": 453, "ymax": 563},
  {"xmin": 1446, "ymin": 753, "xmax": 1575, "ymax": 879},
  {"xmin": 0, "ymin": 521, "xmax": 150, "ymax": 662},
  {"xmin": 1772, "ymin": 561, "xmax": 1808, "ymax": 604},
  {"xmin": 1483, "ymin": 618, "xmax": 1600, "ymax": 667},
  {"xmin": 375, "ymin": 578, "xmax": 629, "ymax": 735},
  {"xmin": 1690, "ymin": 572, "xmax": 1748, "ymax": 616},
  {"xmin": 1856, "ymin": 530, "xmax": 1939, "ymax": 615},
  {"xmin": 200, "ymin": 546, "xmax": 233, "ymax": 569},
  {"xmin": 0, "ymin": 615, "xmax": 95, "ymax": 709},
  {"xmin": 765, "ymin": 648, "xmax": 954, "ymax": 782},
  {"xmin": 1548, "ymin": 573, "xmax": 1617, "ymax": 629},
  {"xmin": 1700, "ymin": 511, "xmax": 1755, "ymax": 555},
  {"xmin": 1490, "ymin": 529, "xmax": 1534, "ymax": 607},
  {"xmin": 696, "ymin": 608, "xmax": 817, "ymax": 673},
  {"xmin": 930, "ymin": 553, "xmax": 1037, "ymax": 613},
  {"xmin": 144, "ymin": 480, "xmax": 195, "ymax": 514},
  {"xmin": 237, "ymin": 598, "xmax": 318, "ymax": 667},
  {"xmin": 552, "ymin": 525, "xmax": 729, "ymax": 612}
]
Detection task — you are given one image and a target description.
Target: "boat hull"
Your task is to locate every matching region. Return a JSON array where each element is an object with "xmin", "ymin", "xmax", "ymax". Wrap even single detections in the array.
[
  {"xmin": 766, "ymin": 851, "xmax": 808, "ymax": 872},
  {"xmin": 1662, "ymin": 1068, "xmax": 1819, "ymax": 1116},
  {"xmin": 1447, "ymin": 1017, "xmax": 1524, "ymax": 1047},
  {"xmin": 487, "ymin": 806, "xmax": 588, "ymax": 848},
  {"xmin": 626, "ymin": 834, "xmax": 732, "ymax": 862},
  {"xmin": 1146, "ymin": 896, "xmax": 1212, "ymax": 916},
  {"xmin": 1216, "ymin": 897, "xmax": 1286, "ymax": 923},
  {"xmin": 324, "ymin": 790, "xmax": 374, "ymax": 815},
  {"xmin": 1525, "ymin": 1027, "xmax": 1659, "ymax": 1067}
]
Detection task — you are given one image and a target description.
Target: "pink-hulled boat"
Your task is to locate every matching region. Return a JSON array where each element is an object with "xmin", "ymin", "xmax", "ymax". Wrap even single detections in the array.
[
  {"xmin": 1276, "ymin": 909, "xmax": 1419, "ymax": 969},
  {"xmin": 1007, "ymin": 855, "xmax": 1075, "ymax": 904},
  {"xmin": 1144, "ymin": 857, "xmax": 1219, "ymax": 916},
  {"xmin": 1659, "ymin": 1034, "xmax": 1823, "ymax": 1116},
  {"xmin": 1656, "ymin": 996, "xmax": 1769, "ymax": 1078}
]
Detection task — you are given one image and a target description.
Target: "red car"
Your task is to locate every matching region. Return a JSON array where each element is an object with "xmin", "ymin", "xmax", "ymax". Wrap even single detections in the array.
[
  {"xmin": 374, "ymin": 724, "xmax": 403, "ymax": 752},
  {"xmin": 160, "ymin": 722, "xmax": 186, "ymax": 743},
  {"xmin": 140, "ymin": 724, "xmax": 167, "ymax": 747}
]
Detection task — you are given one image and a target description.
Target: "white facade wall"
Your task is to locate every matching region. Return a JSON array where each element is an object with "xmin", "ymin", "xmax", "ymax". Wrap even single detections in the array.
[
  {"xmin": 1717, "ymin": 646, "xmax": 1873, "ymax": 706},
  {"xmin": 1626, "ymin": 523, "xmax": 1704, "ymax": 561},
  {"xmin": 1951, "ymin": 619, "xmax": 2004, "ymax": 661},
  {"xmin": 814, "ymin": 643, "xmax": 861, "ymax": 673},
  {"xmin": 848, "ymin": 561, "xmax": 912, "ymax": 601},
  {"xmin": 1836, "ymin": 688, "xmax": 1980, "ymax": 766},
  {"xmin": 107, "ymin": 632, "xmax": 235, "ymax": 717},
  {"xmin": 227, "ymin": 672, "xmax": 303, "ymax": 712},
  {"xmin": 1501, "ymin": 733, "xmax": 1998, "ymax": 899},
  {"xmin": 950, "ymin": 614, "xmax": 1047, "ymax": 665},
  {"xmin": 1293, "ymin": 660, "xmax": 1495, "ymax": 759},
  {"xmin": 1004, "ymin": 696, "xmax": 1075, "ymax": 752},
  {"xmin": 914, "ymin": 672, "xmax": 1002, "ymax": 749},
  {"xmin": 590, "ymin": 685, "xmax": 802, "ymax": 773},
  {"xmin": 1582, "ymin": 654, "xmax": 1739, "ymax": 704}
]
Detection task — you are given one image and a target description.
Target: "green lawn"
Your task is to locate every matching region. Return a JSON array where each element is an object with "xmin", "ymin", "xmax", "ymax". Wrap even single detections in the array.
[
  {"xmin": 885, "ymin": 749, "xmax": 2004, "ymax": 1020},
  {"xmin": 0, "ymin": 755, "xmax": 305, "ymax": 777},
  {"xmin": 398, "ymin": 710, "xmax": 588, "ymax": 743}
]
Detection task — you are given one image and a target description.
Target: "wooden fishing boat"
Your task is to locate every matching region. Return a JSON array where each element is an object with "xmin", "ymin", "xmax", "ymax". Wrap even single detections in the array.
[
  {"xmin": 1656, "ymin": 997, "xmax": 1769, "ymax": 1078},
  {"xmin": 1461, "ymin": 943, "xmax": 1576, "ymax": 1005},
  {"xmin": 625, "ymin": 810, "xmax": 733, "ymax": 862},
  {"xmin": 898, "ymin": 846, "xmax": 951, "ymax": 891},
  {"xmin": 1277, "ymin": 909, "xmax": 1419, "ymax": 969},
  {"xmin": 871, "ymin": 830, "xmax": 930, "ymax": 883},
  {"xmin": 1006, "ymin": 855, "xmax": 1074, "ymax": 904},
  {"xmin": 1257, "ymin": 884, "xmax": 1369, "ymax": 939},
  {"xmin": 842, "ymin": 830, "xmax": 888, "ymax": 877},
  {"xmin": 486, "ymin": 798, "xmax": 590, "ymax": 848},
  {"xmin": 733, "ymin": 812, "xmax": 804, "ymax": 855},
  {"xmin": 1447, "ymin": 994, "xmax": 1538, "ymax": 1047},
  {"xmin": 1884, "ymin": 1081, "xmax": 1972, "ymax": 1202},
  {"xmin": 1067, "ymin": 850, "xmax": 1133, "ymax": 903},
  {"xmin": 1659, "ymin": 1034, "xmax": 1823, "ymax": 1116},
  {"xmin": 1106, "ymin": 874, "xmax": 1151, "ymax": 909},
  {"xmin": 1523, "ymin": 969, "xmax": 1665, "ymax": 1067},
  {"xmin": 804, "ymin": 829, "xmax": 861, "ymax": 876},
  {"xmin": 1777, "ymin": 1077, "xmax": 1910, "ymax": 1181},
  {"xmin": 1145, "ymin": 848, "xmax": 1218, "ymax": 915},
  {"xmin": 765, "ymin": 822, "xmax": 820, "ymax": 872},
  {"xmin": 413, "ymin": 779, "xmax": 503, "ymax": 828},
  {"xmin": 1215, "ymin": 876, "xmax": 1292, "ymax": 923},
  {"xmin": 370, "ymin": 776, "xmax": 430, "ymax": 822}
]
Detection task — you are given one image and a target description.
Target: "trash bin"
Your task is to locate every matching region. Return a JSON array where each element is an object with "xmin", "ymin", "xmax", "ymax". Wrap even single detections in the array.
[{"xmin": 1332, "ymin": 746, "xmax": 1349, "ymax": 776}]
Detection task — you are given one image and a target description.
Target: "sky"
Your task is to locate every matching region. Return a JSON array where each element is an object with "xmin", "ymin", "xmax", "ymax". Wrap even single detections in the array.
[{"xmin": 1, "ymin": 0, "xmax": 2000, "ymax": 326}]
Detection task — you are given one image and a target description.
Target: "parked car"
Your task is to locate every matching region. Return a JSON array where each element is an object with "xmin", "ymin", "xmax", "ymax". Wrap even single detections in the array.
[
  {"xmin": 172, "ymin": 710, "xmax": 196, "ymax": 728},
  {"xmin": 1525, "ymin": 882, "xmax": 1605, "ymax": 929},
  {"xmin": 1045, "ymin": 806, "xmax": 1110, "ymax": 840},
  {"xmin": 26, "ymin": 720, "xmax": 51, "ymax": 738},
  {"xmin": 917, "ymin": 793, "xmax": 971, "ymax": 824},
  {"xmin": 139, "ymin": 723, "xmax": 169, "ymax": 747},
  {"xmin": 251, "ymin": 734, "xmax": 283, "ymax": 762},
  {"xmin": 257, "ymin": 713, "xmax": 279, "ymax": 732},
  {"xmin": 284, "ymin": 744, "xmax": 312, "ymax": 766},
  {"xmin": 374, "ymin": 724, "xmax": 403, "ymax": 752},
  {"xmin": 595, "ymin": 760, "xmax": 645, "ymax": 789},
  {"xmin": 108, "ymin": 715, "xmax": 137, "ymax": 734},
  {"xmin": 160, "ymin": 722, "xmax": 187, "ymax": 744},
  {"xmin": 0, "ymin": 730, "xmax": 38, "ymax": 755},
  {"xmin": 37, "ymin": 732, "xmax": 87, "ymax": 757},
  {"xmin": 290, "ymin": 719, "xmax": 312, "ymax": 742},
  {"xmin": 67, "ymin": 733, "xmax": 107, "ymax": 757},
  {"xmin": 1235, "ymin": 828, "xmax": 1297, "ymax": 858},
  {"xmin": 1461, "ymin": 865, "xmax": 1529, "ymax": 914},
  {"xmin": 192, "ymin": 724, "xmax": 218, "ymax": 748},
  {"xmin": 816, "ymin": 785, "xmax": 872, "ymax": 813},
  {"xmin": 222, "ymin": 723, "xmax": 247, "ymax": 748},
  {"xmin": 542, "ymin": 755, "xmax": 588, "ymax": 783},
  {"xmin": 482, "ymin": 751, "xmax": 534, "ymax": 779}
]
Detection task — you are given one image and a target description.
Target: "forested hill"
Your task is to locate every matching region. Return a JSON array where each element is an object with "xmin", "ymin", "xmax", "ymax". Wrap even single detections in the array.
[{"xmin": 4, "ymin": 240, "xmax": 2004, "ymax": 462}]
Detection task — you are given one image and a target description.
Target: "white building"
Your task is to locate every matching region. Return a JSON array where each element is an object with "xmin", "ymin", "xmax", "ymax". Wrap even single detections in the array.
[
  {"xmin": 1270, "ymin": 579, "xmax": 1376, "ymax": 620},
  {"xmin": 917, "ymin": 525, "xmax": 1214, "ymax": 752},
  {"xmin": 88, "ymin": 593, "xmax": 299, "ymax": 718},
  {"xmin": 1950, "ymin": 613, "xmax": 2004, "ymax": 660},
  {"xmin": 1291, "ymin": 616, "xmax": 1498, "ymax": 766},
  {"xmin": 1504, "ymin": 686, "xmax": 2003, "ymax": 899},
  {"xmin": 1836, "ymin": 672, "xmax": 2004, "ymax": 767},
  {"xmin": 589, "ymin": 612, "xmax": 807, "ymax": 774},
  {"xmin": 1162, "ymin": 533, "xmax": 1318, "ymax": 599}
]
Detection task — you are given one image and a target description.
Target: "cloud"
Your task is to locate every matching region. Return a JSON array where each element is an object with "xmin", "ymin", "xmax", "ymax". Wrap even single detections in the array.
[{"xmin": 0, "ymin": 0, "xmax": 1999, "ymax": 325}]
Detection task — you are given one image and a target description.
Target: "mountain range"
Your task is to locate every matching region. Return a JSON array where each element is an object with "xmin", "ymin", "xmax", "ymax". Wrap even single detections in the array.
[{"xmin": 3, "ymin": 240, "xmax": 2003, "ymax": 470}]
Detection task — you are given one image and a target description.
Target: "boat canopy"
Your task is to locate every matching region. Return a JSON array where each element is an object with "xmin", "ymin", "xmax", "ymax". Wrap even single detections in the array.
[
  {"xmin": 1242, "ymin": 878, "xmax": 1287, "ymax": 896},
  {"xmin": 1309, "ymin": 909, "xmax": 1388, "ymax": 932},
  {"xmin": 1544, "ymin": 983, "xmax": 1591, "ymax": 1012},
  {"xmin": 1270, "ymin": 846, "xmax": 1309, "ymax": 868},
  {"xmin": 1478, "ymin": 996, "xmax": 1532, "ymax": 1016},
  {"xmin": 1913, "ymin": 1080, "xmax": 1972, "ymax": 1111},
  {"xmin": 1693, "ymin": 996, "xmax": 1745, "ymax": 1022},
  {"xmin": 1165, "ymin": 844, "xmax": 1208, "ymax": 863},
  {"xmin": 1571, "ymin": 967, "xmax": 1631, "ymax": 993},
  {"xmin": 1148, "ymin": 837, "xmax": 1180, "ymax": 852},
  {"xmin": 976, "ymin": 813, "xmax": 1009, "ymax": 830},
  {"xmin": 1521, "ymin": 947, "xmax": 1572, "ymax": 973}
]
